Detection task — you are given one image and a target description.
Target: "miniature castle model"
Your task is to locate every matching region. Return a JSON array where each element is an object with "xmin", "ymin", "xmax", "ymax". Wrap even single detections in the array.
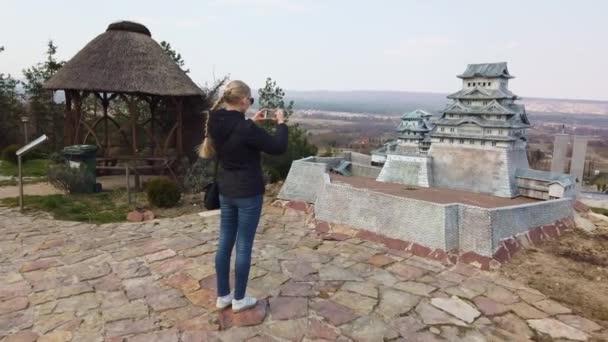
[
  {"xmin": 396, "ymin": 109, "xmax": 433, "ymax": 154},
  {"xmin": 375, "ymin": 62, "xmax": 575, "ymax": 199}
]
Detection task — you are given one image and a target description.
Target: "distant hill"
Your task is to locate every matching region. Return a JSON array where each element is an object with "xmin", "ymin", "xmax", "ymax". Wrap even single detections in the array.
[{"xmin": 284, "ymin": 90, "xmax": 608, "ymax": 116}]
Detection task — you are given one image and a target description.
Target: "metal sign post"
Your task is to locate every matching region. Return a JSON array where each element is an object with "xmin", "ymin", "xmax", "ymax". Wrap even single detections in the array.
[{"xmin": 16, "ymin": 135, "xmax": 48, "ymax": 211}]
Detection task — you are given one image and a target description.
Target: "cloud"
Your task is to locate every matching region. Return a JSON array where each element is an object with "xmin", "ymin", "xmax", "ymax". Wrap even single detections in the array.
[{"xmin": 384, "ymin": 36, "xmax": 455, "ymax": 58}]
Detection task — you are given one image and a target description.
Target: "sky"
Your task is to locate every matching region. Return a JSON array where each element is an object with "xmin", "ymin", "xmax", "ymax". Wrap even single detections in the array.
[{"xmin": 1, "ymin": 0, "xmax": 607, "ymax": 101}]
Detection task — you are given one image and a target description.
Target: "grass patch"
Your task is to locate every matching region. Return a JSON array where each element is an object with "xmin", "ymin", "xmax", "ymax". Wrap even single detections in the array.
[
  {"xmin": 591, "ymin": 206, "xmax": 608, "ymax": 216},
  {"xmin": 0, "ymin": 159, "xmax": 50, "ymax": 177},
  {"xmin": 0, "ymin": 191, "xmax": 131, "ymax": 224}
]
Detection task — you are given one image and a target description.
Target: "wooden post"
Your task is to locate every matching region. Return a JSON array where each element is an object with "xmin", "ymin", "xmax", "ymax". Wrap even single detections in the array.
[
  {"xmin": 64, "ymin": 91, "xmax": 73, "ymax": 146},
  {"xmin": 175, "ymin": 97, "xmax": 183, "ymax": 154},
  {"xmin": 73, "ymin": 92, "xmax": 82, "ymax": 144},
  {"xmin": 102, "ymin": 93, "xmax": 110, "ymax": 156}
]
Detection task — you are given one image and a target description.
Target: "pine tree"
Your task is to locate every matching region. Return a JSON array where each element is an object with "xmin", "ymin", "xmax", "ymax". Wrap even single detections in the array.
[
  {"xmin": 160, "ymin": 41, "xmax": 190, "ymax": 73},
  {"xmin": 0, "ymin": 46, "xmax": 25, "ymax": 147}
]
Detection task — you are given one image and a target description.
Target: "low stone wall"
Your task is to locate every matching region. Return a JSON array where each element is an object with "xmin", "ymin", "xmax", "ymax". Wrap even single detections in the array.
[
  {"xmin": 351, "ymin": 164, "xmax": 382, "ymax": 178},
  {"xmin": 278, "ymin": 156, "xmax": 576, "ymax": 268},
  {"xmin": 315, "ymin": 178, "xmax": 451, "ymax": 250}
]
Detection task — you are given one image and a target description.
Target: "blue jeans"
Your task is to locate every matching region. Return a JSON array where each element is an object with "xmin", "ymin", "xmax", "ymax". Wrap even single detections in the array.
[{"xmin": 215, "ymin": 194, "xmax": 264, "ymax": 300}]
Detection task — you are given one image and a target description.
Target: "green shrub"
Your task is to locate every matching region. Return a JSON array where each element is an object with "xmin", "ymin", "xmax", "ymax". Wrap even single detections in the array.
[
  {"xmin": 1, "ymin": 145, "xmax": 19, "ymax": 164},
  {"xmin": 48, "ymin": 152, "xmax": 64, "ymax": 165},
  {"xmin": 47, "ymin": 164, "xmax": 95, "ymax": 193},
  {"xmin": 180, "ymin": 159, "xmax": 215, "ymax": 194},
  {"xmin": 146, "ymin": 178, "xmax": 182, "ymax": 208}
]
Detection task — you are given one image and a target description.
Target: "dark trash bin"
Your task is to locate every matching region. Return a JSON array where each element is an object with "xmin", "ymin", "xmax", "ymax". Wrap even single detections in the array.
[{"xmin": 61, "ymin": 145, "xmax": 101, "ymax": 193}]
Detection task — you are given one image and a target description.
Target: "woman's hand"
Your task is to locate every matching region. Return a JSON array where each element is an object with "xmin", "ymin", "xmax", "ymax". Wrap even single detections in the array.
[{"xmin": 252, "ymin": 110, "xmax": 267, "ymax": 122}]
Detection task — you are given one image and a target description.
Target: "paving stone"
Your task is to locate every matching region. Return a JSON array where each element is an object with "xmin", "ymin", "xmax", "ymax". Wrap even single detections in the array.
[
  {"xmin": 484, "ymin": 284, "xmax": 519, "ymax": 305},
  {"xmin": 430, "ymin": 296, "xmax": 481, "ymax": 323},
  {"xmin": 365, "ymin": 269, "xmax": 399, "ymax": 287},
  {"xmin": 0, "ymin": 297, "xmax": 29, "ymax": 315},
  {"xmin": 387, "ymin": 263, "xmax": 426, "ymax": 281},
  {"xmin": 263, "ymin": 317, "xmax": 308, "ymax": 341},
  {"xmin": 19, "ymin": 258, "xmax": 61, "ymax": 272},
  {"xmin": 147, "ymin": 290, "xmax": 189, "ymax": 312},
  {"xmin": 331, "ymin": 290, "xmax": 377, "ymax": 315},
  {"xmin": 532, "ymin": 299, "xmax": 572, "ymax": 315},
  {"xmin": 279, "ymin": 281, "xmax": 314, "ymax": 297},
  {"xmin": 33, "ymin": 312, "xmax": 77, "ymax": 334},
  {"xmin": 391, "ymin": 315, "xmax": 426, "ymax": 337},
  {"xmin": 472, "ymin": 296, "xmax": 509, "ymax": 316},
  {"xmin": 182, "ymin": 244, "xmax": 215, "ymax": 257},
  {"xmin": 415, "ymin": 302, "xmax": 468, "ymax": 327},
  {"xmin": 37, "ymin": 331, "xmax": 72, "ymax": 342},
  {"xmin": 185, "ymin": 288, "xmax": 216, "ymax": 310},
  {"xmin": 527, "ymin": 318, "xmax": 588, "ymax": 341},
  {"xmin": 113, "ymin": 260, "xmax": 150, "ymax": 279},
  {"xmin": 184, "ymin": 264, "xmax": 216, "ymax": 281},
  {"xmin": 341, "ymin": 281, "xmax": 378, "ymax": 298},
  {"xmin": 281, "ymin": 261, "xmax": 317, "ymax": 281},
  {"xmin": 144, "ymin": 249, "xmax": 177, "ymax": 263},
  {"xmin": 3, "ymin": 330, "xmax": 39, "ymax": 342},
  {"xmin": 319, "ymin": 265, "xmax": 363, "ymax": 281},
  {"xmin": 310, "ymin": 300, "xmax": 359, "ymax": 326},
  {"xmin": 376, "ymin": 288, "xmax": 420, "ymax": 319},
  {"xmin": 366, "ymin": 254, "xmax": 397, "ymax": 267},
  {"xmin": 217, "ymin": 299, "xmax": 268, "ymax": 329},
  {"xmin": 166, "ymin": 236, "xmax": 203, "ymax": 251},
  {"xmin": 492, "ymin": 313, "xmax": 534, "ymax": 338},
  {"xmin": 556, "ymin": 314, "xmax": 602, "ymax": 333},
  {"xmin": 0, "ymin": 309, "xmax": 34, "ymax": 333},
  {"xmin": 123, "ymin": 276, "xmax": 164, "ymax": 300},
  {"xmin": 67, "ymin": 262, "xmax": 112, "ymax": 281},
  {"xmin": 126, "ymin": 329, "xmax": 179, "ymax": 342},
  {"xmin": 439, "ymin": 325, "xmax": 487, "ymax": 342},
  {"xmin": 341, "ymin": 315, "xmax": 399, "ymax": 341},
  {"xmin": 269, "ymin": 296, "xmax": 308, "ymax": 320},
  {"xmin": 217, "ymin": 326, "xmax": 262, "ymax": 341},
  {"xmin": 88, "ymin": 274, "xmax": 123, "ymax": 292},
  {"xmin": 0, "ymin": 281, "xmax": 31, "ymax": 301},
  {"xmin": 443, "ymin": 285, "xmax": 483, "ymax": 300},
  {"xmin": 105, "ymin": 317, "xmax": 158, "ymax": 337},
  {"xmin": 103, "ymin": 300, "xmax": 149, "ymax": 323},
  {"xmin": 517, "ymin": 289, "xmax": 546, "ymax": 304},
  {"xmin": 181, "ymin": 331, "xmax": 221, "ymax": 342},
  {"xmin": 508, "ymin": 302, "xmax": 548, "ymax": 319},
  {"xmin": 307, "ymin": 318, "xmax": 340, "ymax": 340},
  {"xmin": 150, "ymin": 256, "xmax": 194, "ymax": 276},
  {"xmin": 161, "ymin": 273, "xmax": 200, "ymax": 293},
  {"xmin": 174, "ymin": 314, "xmax": 220, "ymax": 331},
  {"xmin": 393, "ymin": 281, "xmax": 436, "ymax": 297},
  {"xmin": 54, "ymin": 293, "xmax": 99, "ymax": 313}
]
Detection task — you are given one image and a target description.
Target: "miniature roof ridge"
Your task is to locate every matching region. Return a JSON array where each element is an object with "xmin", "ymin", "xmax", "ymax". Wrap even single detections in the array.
[
  {"xmin": 457, "ymin": 62, "xmax": 514, "ymax": 79},
  {"xmin": 401, "ymin": 109, "xmax": 433, "ymax": 120}
]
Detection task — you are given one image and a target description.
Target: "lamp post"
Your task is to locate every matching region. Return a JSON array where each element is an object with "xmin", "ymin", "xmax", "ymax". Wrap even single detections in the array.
[{"xmin": 20, "ymin": 116, "xmax": 29, "ymax": 144}]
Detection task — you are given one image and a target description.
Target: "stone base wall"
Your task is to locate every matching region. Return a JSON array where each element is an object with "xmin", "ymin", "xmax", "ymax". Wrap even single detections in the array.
[
  {"xmin": 272, "ymin": 199, "xmax": 576, "ymax": 270},
  {"xmin": 428, "ymin": 144, "xmax": 528, "ymax": 198},
  {"xmin": 376, "ymin": 153, "xmax": 433, "ymax": 187},
  {"xmin": 277, "ymin": 157, "xmax": 328, "ymax": 203}
]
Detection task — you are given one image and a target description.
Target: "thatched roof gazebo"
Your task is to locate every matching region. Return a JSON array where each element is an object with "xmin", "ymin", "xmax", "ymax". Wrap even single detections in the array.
[{"xmin": 44, "ymin": 21, "xmax": 205, "ymax": 159}]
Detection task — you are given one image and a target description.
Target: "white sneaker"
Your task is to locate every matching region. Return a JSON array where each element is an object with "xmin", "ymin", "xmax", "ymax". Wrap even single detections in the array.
[
  {"xmin": 216, "ymin": 293, "xmax": 233, "ymax": 309},
  {"xmin": 232, "ymin": 296, "xmax": 257, "ymax": 313}
]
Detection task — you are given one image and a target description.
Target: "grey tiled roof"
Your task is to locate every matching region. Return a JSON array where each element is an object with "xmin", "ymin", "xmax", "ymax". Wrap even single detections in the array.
[
  {"xmin": 457, "ymin": 62, "xmax": 513, "ymax": 79},
  {"xmin": 430, "ymin": 132, "xmax": 517, "ymax": 141},
  {"xmin": 447, "ymin": 87, "xmax": 517, "ymax": 100},
  {"xmin": 434, "ymin": 117, "xmax": 529, "ymax": 128},
  {"xmin": 444, "ymin": 100, "xmax": 522, "ymax": 115},
  {"xmin": 401, "ymin": 109, "xmax": 433, "ymax": 120},
  {"xmin": 515, "ymin": 168, "xmax": 575, "ymax": 187}
]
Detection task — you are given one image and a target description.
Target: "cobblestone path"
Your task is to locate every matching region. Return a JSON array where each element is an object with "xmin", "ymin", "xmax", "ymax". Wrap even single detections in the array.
[{"xmin": 0, "ymin": 205, "xmax": 605, "ymax": 341}]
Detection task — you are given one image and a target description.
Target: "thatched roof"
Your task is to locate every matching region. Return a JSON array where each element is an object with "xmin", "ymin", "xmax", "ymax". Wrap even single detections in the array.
[{"xmin": 44, "ymin": 21, "xmax": 203, "ymax": 96}]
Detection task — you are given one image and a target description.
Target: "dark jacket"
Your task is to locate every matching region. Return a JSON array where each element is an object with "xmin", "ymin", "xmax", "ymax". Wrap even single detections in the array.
[{"xmin": 208, "ymin": 108, "xmax": 288, "ymax": 198}]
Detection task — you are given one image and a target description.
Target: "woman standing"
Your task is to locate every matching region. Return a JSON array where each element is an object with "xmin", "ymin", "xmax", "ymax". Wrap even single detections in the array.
[{"xmin": 199, "ymin": 80, "xmax": 288, "ymax": 312}]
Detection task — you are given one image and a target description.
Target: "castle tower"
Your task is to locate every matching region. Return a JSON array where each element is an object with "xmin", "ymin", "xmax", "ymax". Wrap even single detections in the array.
[
  {"xmin": 396, "ymin": 109, "xmax": 433, "ymax": 154},
  {"xmin": 428, "ymin": 62, "xmax": 530, "ymax": 197}
]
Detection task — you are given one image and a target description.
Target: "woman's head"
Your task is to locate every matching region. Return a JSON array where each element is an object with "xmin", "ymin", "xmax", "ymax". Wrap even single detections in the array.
[{"xmin": 199, "ymin": 80, "xmax": 253, "ymax": 159}]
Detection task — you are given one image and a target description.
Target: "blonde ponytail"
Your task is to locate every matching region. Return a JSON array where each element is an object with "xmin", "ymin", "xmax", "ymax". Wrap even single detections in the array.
[{"xmin": 197, "ymin": 80, "xmax": 252, "ymax": 159}]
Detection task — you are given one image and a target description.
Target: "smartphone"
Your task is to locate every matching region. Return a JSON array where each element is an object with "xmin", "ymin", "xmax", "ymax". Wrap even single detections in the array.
[{"xmin": 263, "ymin": 108, "xmax": 274, "ymax": 119}]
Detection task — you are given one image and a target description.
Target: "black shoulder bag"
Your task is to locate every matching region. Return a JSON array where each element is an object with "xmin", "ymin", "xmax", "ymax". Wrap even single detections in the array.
[{"xmin": 202, "ymin": 160, "xmax": 220, "ymax": 210}]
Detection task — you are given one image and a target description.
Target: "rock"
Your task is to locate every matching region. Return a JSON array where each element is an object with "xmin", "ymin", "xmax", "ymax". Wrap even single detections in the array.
[
  {"xmin": 341, "ymin": 281, "xmax": 378, "ymax": 298},
  {"xmin": 19, "ymin": 258, "xmax": 60, "ymax": 273},
  {"xmin": 367, "ymin": 254, "xmax": 397, "ymax": 267},
  {"xmin": 556, "ymin": 314, "xmax": 602, "ymax": 333},
  {"xmin": 415, "ymin": 302, "xmax": 468, "ymax": 327},
  {"xmin": 105, "ymin": 317, "xmax": 158, "ymax": 337},
  {"xmin": 126, "ymin": 329, "xmax": 179, "ymax": 342},
  {"xmin": 279, "ymin": 281, "xmax": 314, "ymax": 297},
  {"xmin": 150, "ymin": 256, "xmax": 194, "ymax": 276},
  {"xmin": 484, "ymin": 284, "xmax": 519, "ymax": 305},
  {"xmin": 185, "ymin": 288, "xmax": 216, "ymax": 310},
  {"xmin": 391, "ymin": 316, "xmax": 425, "ymax": 336},
  {"xmin": 473, "ymin": 296, "xmax": 509, "ymax": 316},
  {"xmin": 161, "ymin": 273, "xmax": 200, "ymax": 293},
  {"xmin": 341, "ymin": 316, "xmax": 399, "ymax": 341},
  {"xmin": 175, "ymin": 314, "xmax": 220, "ymax": 331},
  {"xmin": 310, "ymin": 300, "xmax": 359, "ymax": 326},
  {"xmin": 142, "ymin": 210, "xmax": 155, "ymax": 221},
  {"xmin": 430, "ymin": 296, "xmax": 481, "ymax": 323},
  {"xmin": 574, "ymin": 212, "xmax": 596, "ymax": 232},
  {"xmin": 217, "ymin": 299, "xmax": 268, "ymax": 329},
  {"xmin": 37, "ymin": 331, "xmax": 72, "ymax": 342},
  {"xmin": 269, "ymin": 297, "xmax": 308, "ymax": 320},
  {"xmin": 331, "ymin": 290, "xmax": 377, "ymax": 315},
  {"xmin": 54, "ymin": 293, "xmax": 100, "ymax": 314},
  {"xmin": 532, "ymin": 299, "xmax": 572, "ymax": 315},
  {"xmin": 114, "ymin": 260, "xmax": 150, "ymax": 279},
  {"xmin": 387, "ymin": 263, "xmax": 426, "ymax": 281},
  {"xmin": 527, "ymin": 318, "xmax": 588, "ymax": 341},
  {"xmin": 127, "ymin": 210, "xmax": 144, "ymax": 222},
  {"xmin": 307, "ymin": 318, "xmax": 340, "ymax": 340},
  {"xmin": 508, "ymin": 302, "xmax": 548, "ymax": 319},
  {"xmin": 376, "ymin": 288, "xmax": 420, "ymax": 319},
  {"xmin": 147, "ymin": 290, "xmax": 189, "ymax": 312},
  {"xmin": 319, "ymin": 265, "xmax": 363, "ymax": 281},
  {"xmin": 144, "ymin": 249, "xmax": 177, "ymax": 263},
  {"xmin": 492, "ymin": 313, "xmax": 534, "ymax": 338},
  {"xmin": 103, "ymin": 301, "xmax": 149, "ymax": 323},
  {"xmin": 0, "ymin": 297, "xmax": 29, "ymax": 315},
  {"xmin": 393, "ymin": 281, "xmax": 436, "ymax": 297},
  {"xmin": 4, "ymin": 331, "xmax": 39, "ymax": 342},
  {"xmin": 263, "ymin": 317, "xmax": 308, "ymax": 341},
  {"xmin": 181, "ymin": 331, "xmax": 221, "ymax": 342}
]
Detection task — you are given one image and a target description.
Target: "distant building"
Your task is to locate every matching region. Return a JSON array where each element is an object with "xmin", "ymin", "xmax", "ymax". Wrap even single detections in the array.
[
  {"xmin": 515, "ymin": 169, "xmax": 576, "ymax": 200},
  {"xmin": 396, "ymin": 109, "xmax": 434, "ymax": 154}
]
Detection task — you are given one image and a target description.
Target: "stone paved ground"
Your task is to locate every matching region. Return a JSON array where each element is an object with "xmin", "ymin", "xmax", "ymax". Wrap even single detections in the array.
[{"xmin": 0, "ymin": 205, "xmax": 606, "ymax": 342}]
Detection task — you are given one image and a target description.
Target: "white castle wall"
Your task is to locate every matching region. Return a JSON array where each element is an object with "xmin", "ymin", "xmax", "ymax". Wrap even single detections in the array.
[
  {"xmin": 428, "ymin": 143, "xmax": 527, "ymax": 198},
  {"xmin": 376, "ymin": 153, "xmax": 433, "ymax": 187}
]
